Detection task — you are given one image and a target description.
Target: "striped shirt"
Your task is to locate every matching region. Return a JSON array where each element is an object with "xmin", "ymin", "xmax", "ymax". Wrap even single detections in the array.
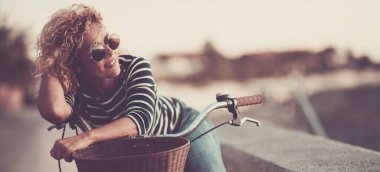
[{"xmin": 65, "ymin": 55, "xmax": 183, "ymax": 135}]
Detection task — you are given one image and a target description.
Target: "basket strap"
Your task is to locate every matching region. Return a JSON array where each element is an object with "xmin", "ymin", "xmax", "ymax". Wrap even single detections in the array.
[
  {"xmin": 57, "ymin": 120, "xmax": 79, "ymax": 172},
  {"xmin": 58, "ymin": 125, "xmax": 66, "ymax": 172}
]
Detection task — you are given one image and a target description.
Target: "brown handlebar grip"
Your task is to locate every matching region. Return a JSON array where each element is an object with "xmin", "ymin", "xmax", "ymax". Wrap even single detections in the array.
[{"xmin": 236, "ymin": 95, "xmax": 263, "ymax": 107}]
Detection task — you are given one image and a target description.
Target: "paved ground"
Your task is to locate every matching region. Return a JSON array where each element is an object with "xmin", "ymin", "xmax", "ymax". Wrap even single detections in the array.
[{"xmin": 0, "ymin": 108, "xmax": 77, "ymax": 172}]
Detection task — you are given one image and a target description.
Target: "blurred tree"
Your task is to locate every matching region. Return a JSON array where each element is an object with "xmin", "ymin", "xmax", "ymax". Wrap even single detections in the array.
[{"xmin": 0, "ymin": 18, "xmax": 34, "ymax": 112}]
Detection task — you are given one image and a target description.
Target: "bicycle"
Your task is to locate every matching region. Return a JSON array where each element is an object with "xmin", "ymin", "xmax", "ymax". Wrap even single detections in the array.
[{"xmin": 49, "ymin": 91, "xmax": 263, "ymax": 172}]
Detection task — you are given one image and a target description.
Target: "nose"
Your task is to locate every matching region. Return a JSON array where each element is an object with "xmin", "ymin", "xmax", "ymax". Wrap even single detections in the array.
[{"xmin": 104, "ymin": 44, "xmax": 114, "ymax": 59}]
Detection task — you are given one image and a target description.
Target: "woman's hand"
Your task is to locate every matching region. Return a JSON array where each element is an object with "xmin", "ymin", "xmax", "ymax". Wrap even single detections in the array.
[
  {"xmin": 50, "ymin": 117, "xmax": 137, "ymax": 162},
  {"xmin": 50, "ymin": 132, "xmax": 94, "ymax": 162}
]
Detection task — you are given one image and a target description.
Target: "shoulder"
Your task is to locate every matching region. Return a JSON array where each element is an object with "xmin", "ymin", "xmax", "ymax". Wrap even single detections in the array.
[
  {"xmin": 119, "ymin": 54, "xmax": 135, "ymax": 64},
  {"xmin": 119, "ymin": 54, "xmax": 151, "ymax": 69},
  {"xmin": 119, "ymin": 54, "xmax": 148, "ymax": 63}
]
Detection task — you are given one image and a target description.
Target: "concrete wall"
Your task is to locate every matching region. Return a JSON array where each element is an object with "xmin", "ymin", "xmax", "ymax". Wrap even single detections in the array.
[{"xmin": 217, "ymin": 123, "xmax": 380, "ymax": 172}]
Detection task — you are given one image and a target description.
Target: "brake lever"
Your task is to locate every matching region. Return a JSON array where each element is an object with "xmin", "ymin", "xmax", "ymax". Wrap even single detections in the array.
[
  {"xmin": 216, "ymin": 91, "xmax": 262, "ymax": 127},
  {"xmin": 228, "ymin": 97, "xmax": 261, "ymax": 127},
  {"xmin": 229, "ymin": 117, "xmax": 261, "ymax": 126}
]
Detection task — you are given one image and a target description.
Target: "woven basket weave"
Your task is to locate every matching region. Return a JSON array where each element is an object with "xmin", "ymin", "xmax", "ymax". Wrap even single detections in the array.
[{"xmin": 73, "ymin": 137, "xmax": 190, "ymax": 172}]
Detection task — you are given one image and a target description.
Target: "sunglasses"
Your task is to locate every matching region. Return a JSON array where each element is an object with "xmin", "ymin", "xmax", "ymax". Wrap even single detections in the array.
[{"xmin": 89, "ymin": 33, "xmax": 120, "ymax": 62}]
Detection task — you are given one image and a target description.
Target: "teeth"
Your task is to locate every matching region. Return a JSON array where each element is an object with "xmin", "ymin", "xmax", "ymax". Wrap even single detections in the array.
[{"xmin": 106, "ymin": 60, "xmax": 116, "ymax": 67}]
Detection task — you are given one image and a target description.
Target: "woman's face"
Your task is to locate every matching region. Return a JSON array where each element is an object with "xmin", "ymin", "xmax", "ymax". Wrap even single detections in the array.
[{"xmin": 76, "ymin": 22, "xmax": 121, "ymax": 80}]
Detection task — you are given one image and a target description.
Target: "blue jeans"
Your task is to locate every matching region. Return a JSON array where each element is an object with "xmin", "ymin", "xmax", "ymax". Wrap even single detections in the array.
[{"xmin": 176, "ymin": 105, "xmax": 226, "ymax": 172}]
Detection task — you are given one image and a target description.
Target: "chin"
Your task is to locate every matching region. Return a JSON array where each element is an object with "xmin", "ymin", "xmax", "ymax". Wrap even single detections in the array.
[{"xmin": 109, "ymin": 66, "xmax": 121, "ymax": 77}]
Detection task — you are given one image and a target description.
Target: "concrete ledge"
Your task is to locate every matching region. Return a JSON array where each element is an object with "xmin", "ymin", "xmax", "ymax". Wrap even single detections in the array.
[
  {"xmin": 217, "ymin": 123, "xmax": 380, "ymax": 172},
  {"xmin": 221, "ymin": 145, "xmax": 290, "ymax": 172}
]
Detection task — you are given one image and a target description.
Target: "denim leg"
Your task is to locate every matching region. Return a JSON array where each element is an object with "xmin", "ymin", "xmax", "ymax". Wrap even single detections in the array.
[{"xmin": 177, "ymin": 106, "xmax": 226, "ymax": 172}]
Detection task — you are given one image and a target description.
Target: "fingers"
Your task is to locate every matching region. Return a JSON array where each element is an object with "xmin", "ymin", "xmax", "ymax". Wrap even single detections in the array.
[
  {"xmin": 50, "ymin": 140, "xmax": 63, "ymax": 160},
  {"xmin": 63, "ymin": 149, "xmax": 74, "ymax": 162},
  {"xmin": 64, "ymin": 155, "xmax": 74, "ymax": 162},
  {"xmin": 50, "ymin": 140, "xmax": 74, "ymax": 162},
  {"xmin": 49, "ymin": 135, "xmax": 91, "ymax": 162}
]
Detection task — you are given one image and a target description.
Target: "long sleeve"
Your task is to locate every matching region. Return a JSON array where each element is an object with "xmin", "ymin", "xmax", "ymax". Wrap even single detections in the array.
[
  {"xmin": 64, "ymin": 94, "xmax": 75, "ymax": 116},
  {"xmin": 123, "ymin": 57, "xmax": 157, "ymax": 135}
]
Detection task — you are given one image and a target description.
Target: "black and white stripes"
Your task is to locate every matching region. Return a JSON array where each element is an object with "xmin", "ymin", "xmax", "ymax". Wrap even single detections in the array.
[{"xmin": 65, "ymin": 55, "xmax": 182, "ymax": 135}]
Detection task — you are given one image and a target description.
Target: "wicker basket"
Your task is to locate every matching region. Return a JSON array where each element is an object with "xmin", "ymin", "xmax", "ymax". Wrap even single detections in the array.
[{"xmin": 73, "ymin": 137, "xmax": 190, "ymax": 172}]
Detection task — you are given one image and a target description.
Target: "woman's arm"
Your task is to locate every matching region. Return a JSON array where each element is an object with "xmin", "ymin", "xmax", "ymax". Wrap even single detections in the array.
[
  {"xmin": 37, "ymin": 74, "xmax": 72, "ymax": 125},
  {"xmin": 50, "ymin": 116, "xmax": 138, "ymax": 162},
  {"xmin": 86, "ymin": 116, "xmax": 138, "ymax": 142}
]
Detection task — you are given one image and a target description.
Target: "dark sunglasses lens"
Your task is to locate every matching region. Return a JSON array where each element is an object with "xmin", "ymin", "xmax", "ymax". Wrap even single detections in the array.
[
  {"xmin": 91, "ymin": 49, "xmax": 105, "ymax": 62},
  {"xmin": 107, "ymin": 34, "xmax": 120, "ymax": 50}
]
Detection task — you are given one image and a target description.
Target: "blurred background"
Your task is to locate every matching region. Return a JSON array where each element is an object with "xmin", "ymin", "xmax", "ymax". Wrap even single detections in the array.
[{"xmin": 0, "ymin": 0, "xmax": 379, "ymax": 171}]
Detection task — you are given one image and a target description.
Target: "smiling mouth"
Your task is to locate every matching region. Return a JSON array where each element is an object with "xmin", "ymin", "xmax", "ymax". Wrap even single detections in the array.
[{"xmin": 105, "ymin": 60, "xmax": 116, "ymax": 68}]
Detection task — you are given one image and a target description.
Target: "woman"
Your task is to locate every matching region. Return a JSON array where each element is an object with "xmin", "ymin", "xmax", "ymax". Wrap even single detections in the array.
[{"xmin": 35, "ymin": 4, "xmax": 225, "ymax": 172}]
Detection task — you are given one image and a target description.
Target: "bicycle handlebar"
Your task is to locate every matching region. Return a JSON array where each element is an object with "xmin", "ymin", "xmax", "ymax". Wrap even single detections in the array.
[
  {"xmin": 153, "ymin": 93, "xmax": 263, "ymax": 138},
  {"xmin": 236, "ymin": 95, "xmax": 262, "ymax": 107},
  {"xmin": 161, "ymin": 101, "xmax": 228, "ymax": 138}
]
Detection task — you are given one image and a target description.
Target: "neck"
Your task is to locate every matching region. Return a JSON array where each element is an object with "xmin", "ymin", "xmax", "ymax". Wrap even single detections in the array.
[{"xmin": 81, "ymin": 76, "xmax": 120, "ymax": 101}]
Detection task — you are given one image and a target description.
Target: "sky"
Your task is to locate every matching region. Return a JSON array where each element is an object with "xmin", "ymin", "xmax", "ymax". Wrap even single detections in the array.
[{"xmin": 1, "ymin": 0, "xmax": 380, "ymax": 61}]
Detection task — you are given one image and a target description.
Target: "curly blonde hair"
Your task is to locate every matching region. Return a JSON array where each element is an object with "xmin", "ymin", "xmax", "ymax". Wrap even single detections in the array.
[{"xmin": 35, "ymin": 4, "xmax": 102, "ymax": 94}]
